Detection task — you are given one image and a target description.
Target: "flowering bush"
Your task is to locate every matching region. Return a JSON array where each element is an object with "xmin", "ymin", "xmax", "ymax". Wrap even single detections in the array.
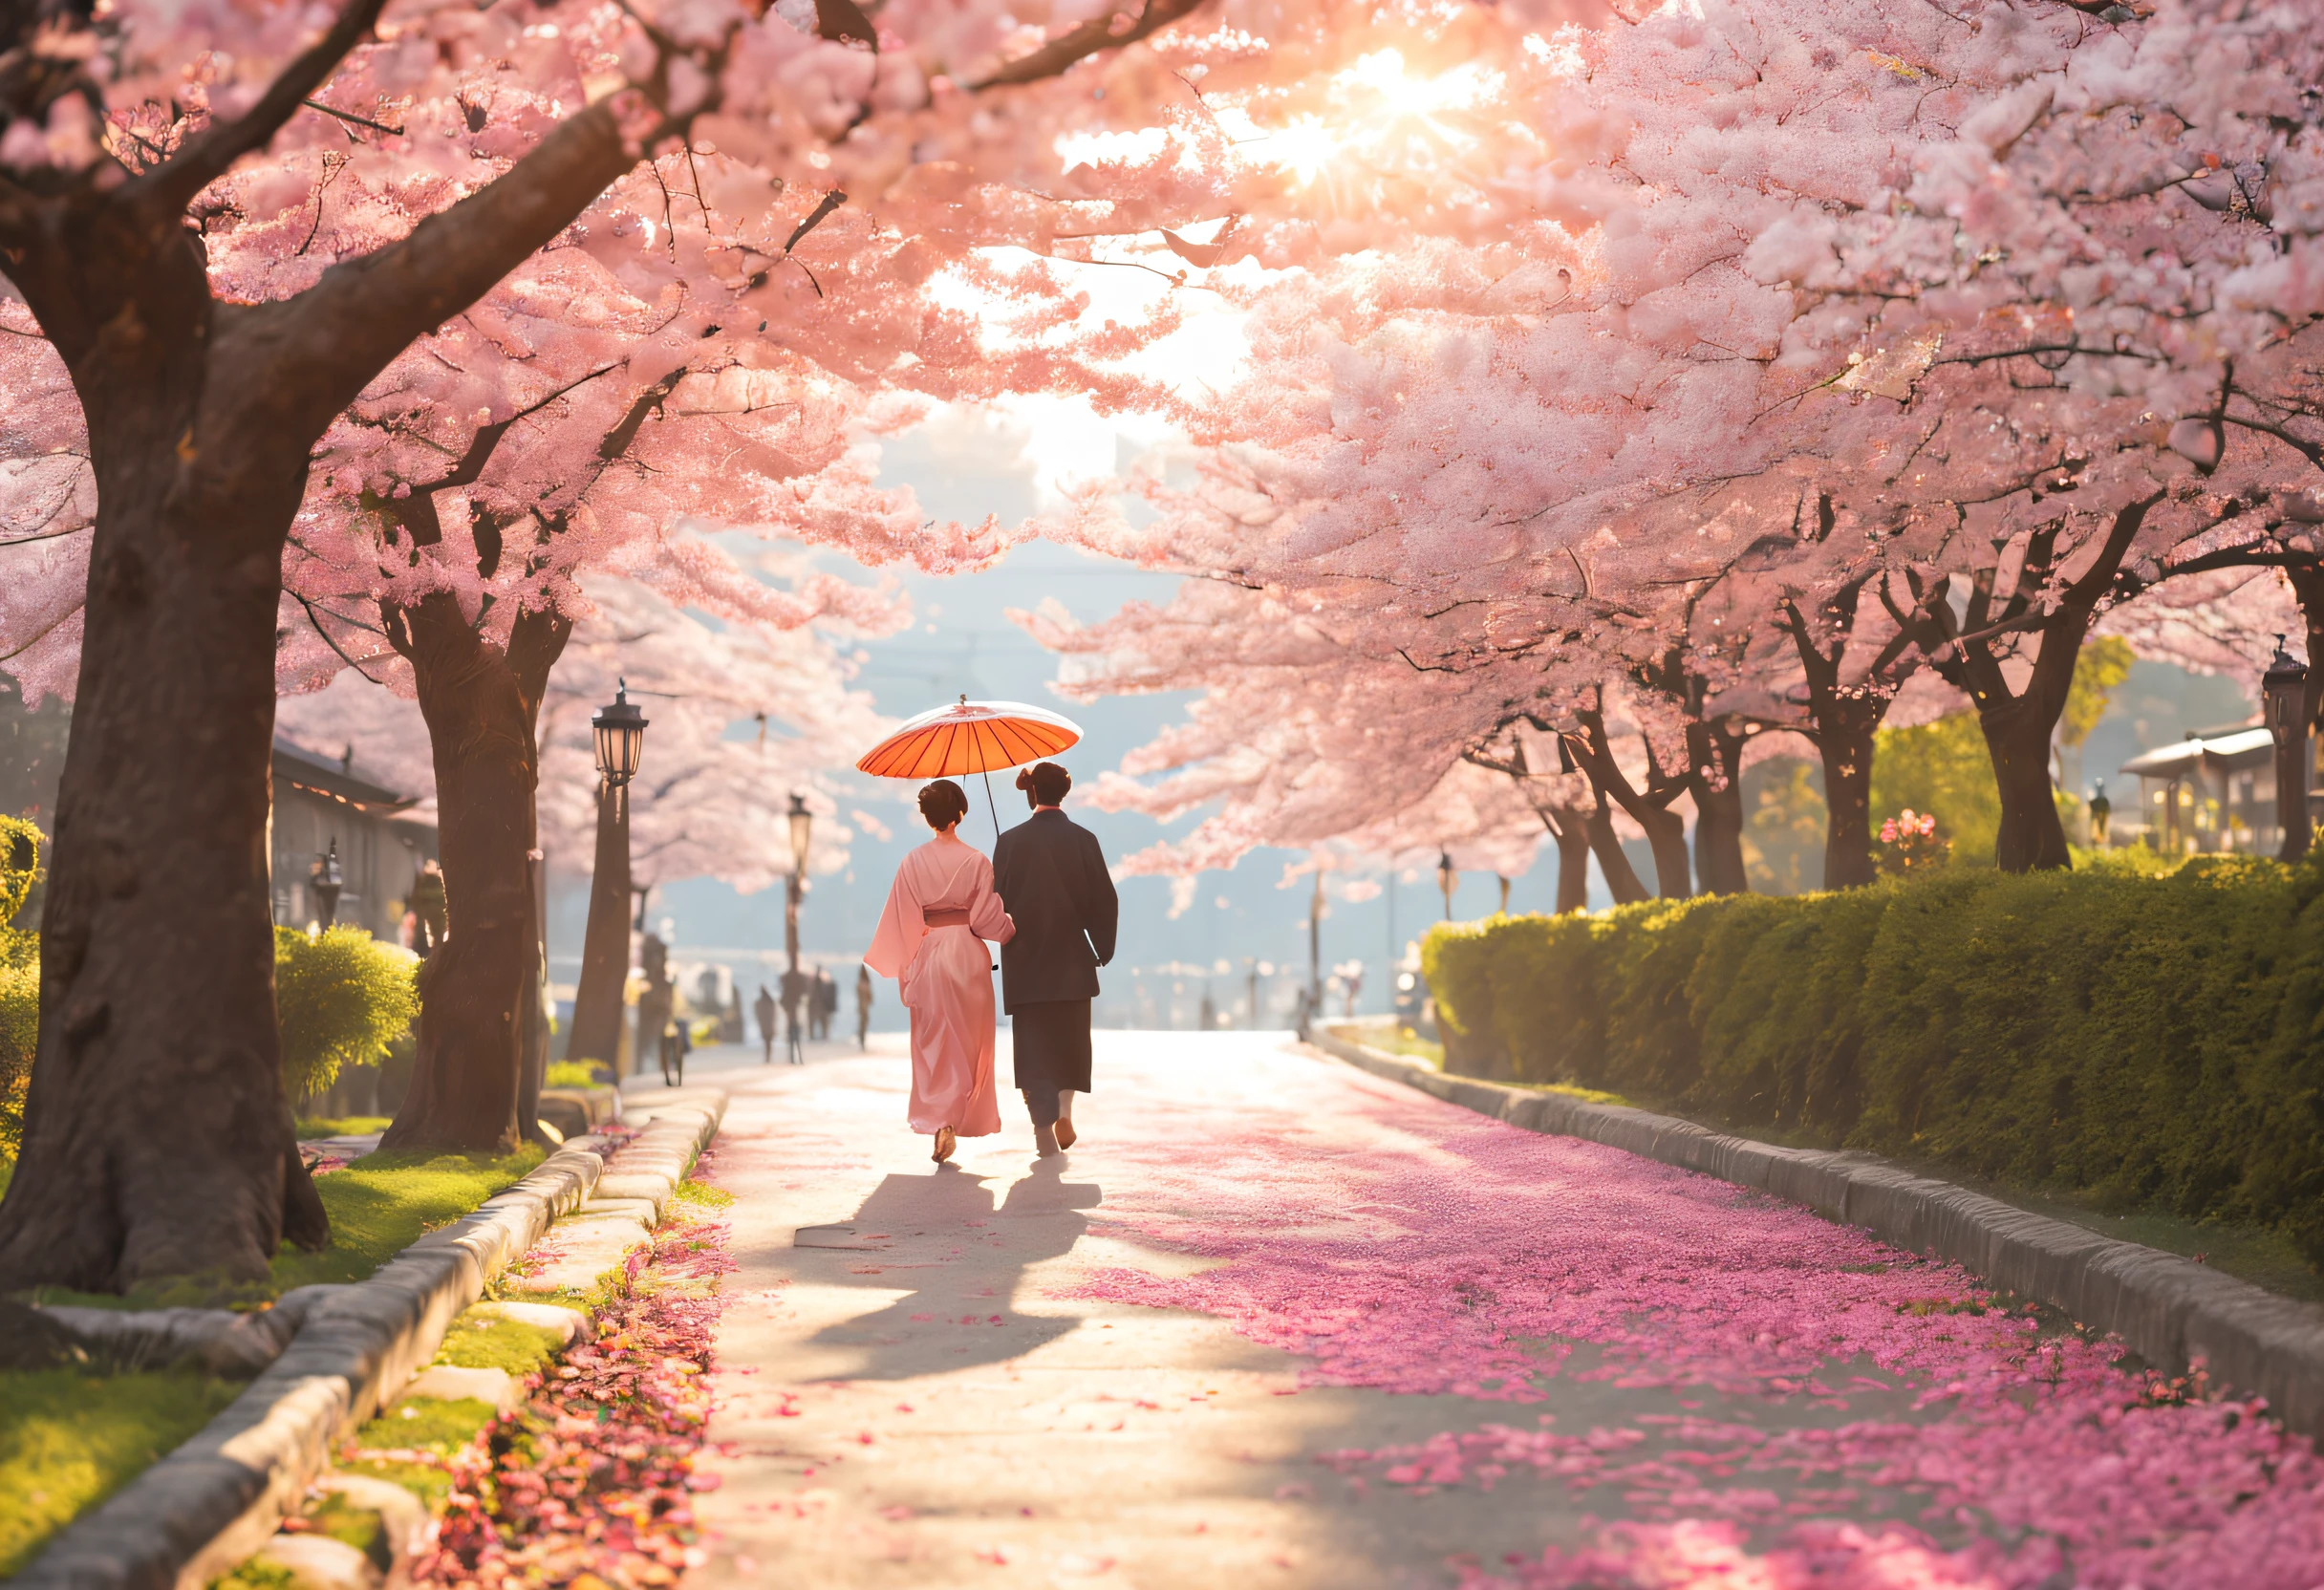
[{"xmin": 1876, "ymin": 808, "xmax": 1949, "ymax": 874}]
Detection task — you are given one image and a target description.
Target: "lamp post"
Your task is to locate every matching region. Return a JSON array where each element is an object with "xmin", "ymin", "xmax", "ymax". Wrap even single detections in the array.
[
  {"xmin": 785, "ymin": 792, "xmax": 813, "ymax": 977},
  {"xmin": 310, "ymin": 838, "xmax": 343, "ymax": 931},
  {"xmin": 1437, "ymin": 850, "xmax": 1456, "ymax": 920},
  {"xmin": 2265, "ymin": 637, "xmax": 2311, "ymax": 862},
  {"xmin": 569, "ymin": 681, "xmax": 650, "ymax": 1072}
]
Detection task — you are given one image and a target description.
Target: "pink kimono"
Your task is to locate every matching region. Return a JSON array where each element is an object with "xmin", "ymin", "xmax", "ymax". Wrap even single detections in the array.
[{"xmin": 864, "ymin": 836, "xmax": 1017, "ymax": 1136}]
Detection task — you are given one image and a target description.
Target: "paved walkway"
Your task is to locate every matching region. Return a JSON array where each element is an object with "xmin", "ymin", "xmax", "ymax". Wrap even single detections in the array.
[{"xmin": 691, "ymin": 1033, "xmax": 2324, "ymax": 1590}]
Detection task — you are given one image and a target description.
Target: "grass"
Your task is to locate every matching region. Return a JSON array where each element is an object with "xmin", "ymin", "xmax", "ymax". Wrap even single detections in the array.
[
  {"xmin": 669, "ymin": 1176, "xmax": 734, "ymax": 1210},
  {"xmin": 433, "ymin": 1309, "xmax": 565, "ymax": 1376},
  {"xmin": 273, "ymin": 1145, "xmax": 545, "ymax": 1292},
  {"xmin": 295, "ymin": 1116, "xmax": 393, "ymax": 1140},
  {"xmin": 0, "ymin": 1368, "xmax": 238, "ymax": 1577},
  {"xmin": 355, "ymin": 1396, "xmax": 500, "ymax": 1456}
]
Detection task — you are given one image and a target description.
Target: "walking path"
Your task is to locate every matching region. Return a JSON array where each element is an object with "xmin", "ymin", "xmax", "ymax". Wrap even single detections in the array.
[{"xmin": 690, "ymin": 1032, "xmax": 2324, "ymax": 1589}]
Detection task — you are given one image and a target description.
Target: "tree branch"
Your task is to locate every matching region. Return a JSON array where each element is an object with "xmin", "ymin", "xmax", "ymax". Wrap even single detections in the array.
[
  {"xmin": 135, "ymin": 0, "xmax": 394, "ymax": 215},
  {"xmin": 243, "ymin": 102, "xmax": 636, "ymax": 438},
  {"xmin": 971, "ymin": 0, "xmax": 1210, "ymax": 88}
]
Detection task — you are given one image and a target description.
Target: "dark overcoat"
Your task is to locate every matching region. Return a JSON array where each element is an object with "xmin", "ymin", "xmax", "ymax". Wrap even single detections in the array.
[{"xmin": 991, "ymin": 808, "xmax": 1119, "ymax": 1013}]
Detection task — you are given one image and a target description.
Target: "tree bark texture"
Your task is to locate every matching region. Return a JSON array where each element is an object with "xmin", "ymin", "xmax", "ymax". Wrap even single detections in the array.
[
  {"xmin": 1896, "ymin": 496, "xmax": 2161, "ymax": 875},
  {"xmin": 0, "ymin": 226, "xmax": 330, "ymax": 1289},
  {"xmin": 1780, "ymin": 583, "xmax": 1912, "ymax": 892},
  {"xmin": 378, "ymin": 597, "xmax": 569, "ymax": 1154},
  {"xmin": 1574, "ymin": 712, "xmax": 1690, "ymax": 899},
  {"xmin": 1584, "ymin": 797, "xmax": 1651, "ymax": 905},
  {"xmin": 1688, "ymin": 720, "xmax": 1750, "ymax": 896},
  {"xmin": 1542, "ymin": 805, "xmax": 1595, "ymax": 914},
  {"xmin": 1979, "ymin": 695, "xmax": 2075, "ymax": 873},
  {"xmin": 566, "ymin": 782, "xmax": 634, "ymax": 1066},
  {"xmin": 1816, "ymin": 723, "xmax": 1879, "ymax": 891},
  {"xmin": 0, "ymin": 98, "xmax": 633, "ymax": 1284}
]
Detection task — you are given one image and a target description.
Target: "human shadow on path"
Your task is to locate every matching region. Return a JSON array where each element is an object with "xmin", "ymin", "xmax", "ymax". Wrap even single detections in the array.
[{"xmin": 799, "ymin": 1156, "xmax": 1101, "ymax": 1381}]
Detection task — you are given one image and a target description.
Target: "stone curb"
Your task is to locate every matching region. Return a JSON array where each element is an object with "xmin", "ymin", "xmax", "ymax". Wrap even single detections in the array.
[
  {"xmin": 1305, "ymin": 1027, "xmax": 2324, "ymax": 1439},
  {"xmin": 17, "ymin": 1091, "xmax": 728, "ymax": 1590}
]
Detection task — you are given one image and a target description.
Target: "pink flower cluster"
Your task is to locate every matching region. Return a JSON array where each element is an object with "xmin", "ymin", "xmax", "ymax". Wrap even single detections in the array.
[
  {"xmin": 1068, "ymin": 1054, "xmax": 2324, "ymax": 1588},
  {"xmin": 1879, "ymin": 810, "xmax": 1937, "ymax": 846}
]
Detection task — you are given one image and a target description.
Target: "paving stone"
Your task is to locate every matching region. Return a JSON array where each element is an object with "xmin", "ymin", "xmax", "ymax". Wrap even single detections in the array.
[
  {"xmin": 310, "ymin": 1474, "xmax": 431, "ymax": 1573},
  {"xmin": 254, "ymin": 1533, "xmax": 378, "ymax": 1590},
  {"xmin": 396, "ymin": 1365, "xmax": 522, "ymax": 1413},
  {"xmin": 463, "ymin": 1300, "xmax": 594, "ymax": 1343}
]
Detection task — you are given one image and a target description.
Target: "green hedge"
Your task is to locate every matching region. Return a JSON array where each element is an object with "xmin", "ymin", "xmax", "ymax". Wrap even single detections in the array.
[
  {"xmin": 1423, "ymin": 854, "xmax": 2324, "ymax": 1266},
  {"xmin": 0, "ymin": 818, "xmax": 41, "ymax": 1161},
  {"xmin": 274, "ymin": 926, "xmax": 420, "ymax": 1100}
]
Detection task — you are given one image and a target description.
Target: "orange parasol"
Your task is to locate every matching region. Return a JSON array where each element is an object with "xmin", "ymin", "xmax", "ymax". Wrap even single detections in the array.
[{"xmin": 855, "ymin": 696, "xmax": 1083, "ymax": 781}]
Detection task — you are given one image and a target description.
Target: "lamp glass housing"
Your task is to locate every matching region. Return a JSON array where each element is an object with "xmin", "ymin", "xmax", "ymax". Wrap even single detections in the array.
[
  {"xmin": 592, "ymin": 684, "xmax": 649, "ymax": 786},
  {"xmin": 787, "ymin": 793, "xmax": 813, "ymax": 872},
  {"xmin": 2264, "ymin": 643, "xmax": 2309, "ymax": 752}
]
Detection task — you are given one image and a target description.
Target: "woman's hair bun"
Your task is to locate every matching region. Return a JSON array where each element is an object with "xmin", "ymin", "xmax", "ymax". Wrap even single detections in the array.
[
  {"xmin": 1014, "ymin": 768, "xmax": 1036, "ymax": 792},
  {"xmin": 917, "ymin": 779, "xmax": 969, "ymax": 829}
]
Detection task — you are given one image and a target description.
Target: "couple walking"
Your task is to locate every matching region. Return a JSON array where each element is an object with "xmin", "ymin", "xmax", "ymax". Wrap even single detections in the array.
[{"xmin": 863, "ymin": 761, "xmax": 1118, "ymax": 1162}]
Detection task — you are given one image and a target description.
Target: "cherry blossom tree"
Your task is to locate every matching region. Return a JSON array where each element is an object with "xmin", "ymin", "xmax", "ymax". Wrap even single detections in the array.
[
  {"xmin": 1035, "ymin": 0, "xmax": 2324, "ymax": 891},
  {"xmin": 0, "ymin": 0, "xmax": 1581, "ymax": 1290}
]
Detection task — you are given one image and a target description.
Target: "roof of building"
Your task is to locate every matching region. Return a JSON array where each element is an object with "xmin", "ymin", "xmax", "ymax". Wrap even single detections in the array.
[
  {"xmin": 2119, "ymin": 725, "xmax": 2275, "ymax": 779},
  {"xmin": 271, "ymin": 737, "xmax": 414, "ymax": 811}
]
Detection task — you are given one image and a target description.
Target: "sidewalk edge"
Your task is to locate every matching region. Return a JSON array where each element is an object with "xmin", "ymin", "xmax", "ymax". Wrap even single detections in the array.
[
  {"xmin": 16, "ymin": 1090, "xmax": 727, "ymax": 1590},
  {"xmin": 1305, "ymin": 1027, "xmax": 2324, "ymax": 1438}
]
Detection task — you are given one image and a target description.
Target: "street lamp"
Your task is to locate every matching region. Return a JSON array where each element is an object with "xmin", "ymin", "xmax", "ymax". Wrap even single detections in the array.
[
  {"xmin": 592, "ymin": 679, "xmax": 649, "ymax": 789},
  {"xmin": 310, "ymin": 839, "xmax": 343, "ymax": 931},
  {"xmin": 570, "ymin": 680, "xmax": 654, "ymax": 1073},
  {"xmin": 1437, "ymin": 850, "xmax": 1456, "ymax": 920},
  {"xmin": 785, "ymin": 792, "xmax": 814, "ymax": 977},
  {"xmin": 2264, "ymin": 635, "xmax": 2311, "ymax": 862}
]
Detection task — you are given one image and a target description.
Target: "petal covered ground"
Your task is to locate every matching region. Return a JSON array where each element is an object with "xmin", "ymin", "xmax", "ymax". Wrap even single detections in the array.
[{"xmin": 689, "ymin": 1033, "xmax": 2324, "ymax": 1590}]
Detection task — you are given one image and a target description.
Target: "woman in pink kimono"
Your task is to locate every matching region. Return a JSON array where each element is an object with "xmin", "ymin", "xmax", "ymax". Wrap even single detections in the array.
[{"xmin": 864, "ymin": 780, "xmax": 1017, "ymax": 1162}]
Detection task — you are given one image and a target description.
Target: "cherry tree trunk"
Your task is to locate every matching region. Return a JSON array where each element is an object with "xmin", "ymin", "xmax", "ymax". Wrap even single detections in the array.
[
  {"xmin": 0, "ymin": 240, "xmax": 325, "ymax": 1291},
  {"xmin": 1584, "ymin": 798, "xmax": 1650, "ymax": 905},
  {"xmin": 1980, "ymin": 697, "xmax": 2072, "ymax": 873},
  {"xmin": 1547, "ymin": 807, "xmax": 1593, "ymax": 914},
  {"xmin": 1688, "ymin": 723, "xmax": 1749, "ymax": 896},
  {"xmin": 380, "ymin": 596, "xmax": 567, "ymax": 1153},
  {"xmin": 566, "ymin": 783, "xmax": 633, "ymax": 1068},
  {"xmin": 1639, "ymin": 808, "xmax": 1693, "ymax": 899},
  {"xmin": 1817, "ymin": 724, "xmax": 1879, "ymax": 891}
]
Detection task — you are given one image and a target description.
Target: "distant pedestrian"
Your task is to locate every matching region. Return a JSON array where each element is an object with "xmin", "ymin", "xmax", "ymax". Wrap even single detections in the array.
[
  {"xmin": 855, "ymin": 963, "xmax": 873, "ymax": 1050},
  {"xmin": 754, "ymin": 983, "xmax": 778, "ymax": 1065},
  {"xmin": 812, "ymin": 965, "xmax": 839, "ymax": 1040},
  {"xmin": 658, "ymin": 1019, "xmax": 690, "ymax": 1087},
  {"xmin": 781, "ymin": 964, "xmax": 811, "ymax": 1065}
]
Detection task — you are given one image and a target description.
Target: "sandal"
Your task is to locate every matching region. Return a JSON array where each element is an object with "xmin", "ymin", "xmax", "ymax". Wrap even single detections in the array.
[{"xmin": 933, "ymin": 1126, "xmax": 957, "ymax": 1164}]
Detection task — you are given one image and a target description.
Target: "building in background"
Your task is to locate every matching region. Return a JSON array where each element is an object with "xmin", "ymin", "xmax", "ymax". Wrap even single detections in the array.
[{"xmin": 269, "ymin": 738, "xmax": 437, "ymax": 939}]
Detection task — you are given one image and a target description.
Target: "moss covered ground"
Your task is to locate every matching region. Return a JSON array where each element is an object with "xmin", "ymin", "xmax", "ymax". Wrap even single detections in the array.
[
  {"xmin": 434, "ymin": 1309, "xmax": 566, "ymax": 1376},
  {"xmin": 294, "ymin": 1115, "xmax": 393, "ymax": 1139},
  {"xmin": 273, "ymin": 1145, "xmax": 545, "ymax": 1291},
  {"xmin": 0, "ymin": 1368, "xmax": 238, "ymax": 1577}
]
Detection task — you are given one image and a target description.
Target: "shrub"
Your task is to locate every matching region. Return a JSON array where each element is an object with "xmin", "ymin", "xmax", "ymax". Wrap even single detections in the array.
[
  {"xmin": 274, "ymin": 927, "xmax": 420, "ymax": 1101},
  {"xmin": 1424, "ymin": 855, "xmax": 2324, "ymax": 1268},
  {"xmin": 544, "ymin": 1060, "xmax": 607, "ymax": 1088},
  {"xmin": 0, "ymin": 818, "xmax": 39, "ymax": 1161}
]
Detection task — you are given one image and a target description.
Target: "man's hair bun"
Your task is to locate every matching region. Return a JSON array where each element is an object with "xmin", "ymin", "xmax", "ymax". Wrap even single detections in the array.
[{"xmin": 1019, "ymin": 761, "xmax": 1071, "ymax": 806}]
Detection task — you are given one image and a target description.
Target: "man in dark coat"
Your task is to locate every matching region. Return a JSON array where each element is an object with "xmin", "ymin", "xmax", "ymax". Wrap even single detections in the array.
[{"xmin": 991, "ymin": 761, "xmax": 1119, "ymax": 1156}]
